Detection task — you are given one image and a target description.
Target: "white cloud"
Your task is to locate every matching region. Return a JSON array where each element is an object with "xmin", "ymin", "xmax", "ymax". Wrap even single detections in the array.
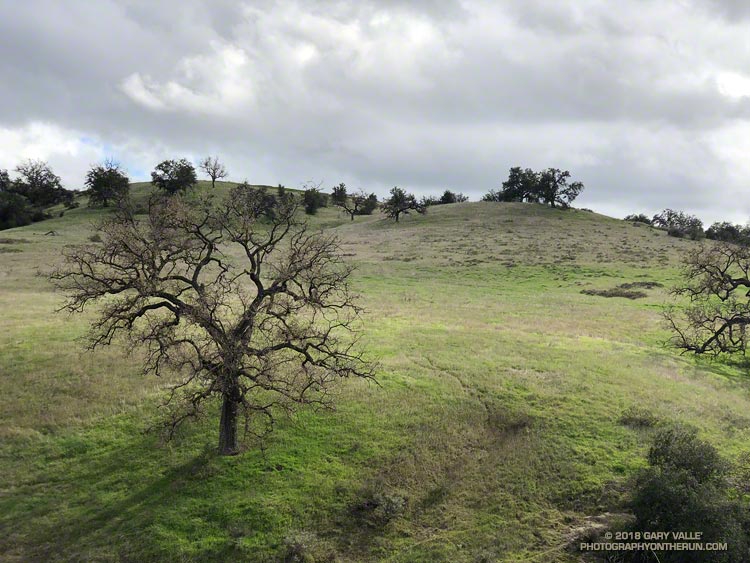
[
  {"xmin": 717, "ymin": 71, "xmax": 750, "ymax": 99},
  {"xmin": 4, "ymin": 0, "xmax": 750, "ymax": 223},
  {"xmin": 122, "ymin": 41, "xmax": 255, "ymax": 115}
]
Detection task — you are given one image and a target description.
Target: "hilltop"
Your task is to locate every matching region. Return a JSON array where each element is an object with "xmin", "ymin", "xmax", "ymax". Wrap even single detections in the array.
[{"xmin": 1, "ymin": 189, "xmax": 748, "ymax": 562}]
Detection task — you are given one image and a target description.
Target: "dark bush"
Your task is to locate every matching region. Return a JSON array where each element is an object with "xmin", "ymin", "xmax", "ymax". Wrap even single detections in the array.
[
  {"xmin": 624, "ymin": 213, "xmax": 652, "ymax": 225},
  {"xmin": 0, "ymin": 191, "xmax": 33, "ymax": 230},
  {"xmin": 618, "ymin": 281, "xmax": 663, "ymax": 290},
  {"xmin": 351, "ymin": 485, "xmax": 406, "ymax": 528},
  {"xmin": 235, "ymin": 183, "xmax": 278, "ymax": 217},
  {"xmin": 282, "ymin": 531, "xmax": 334, "ymax": 563},
  {"xmin": 303, "ymin": 187, "xmax": 327, "ymax": 215},
  {"xmin": 357, "ymin": 193, "xmax": 378, "ymax": 215},
  {"xmin": 150, "ymin": 158, "xmax": 197, "ymax": 195},
  {"xmin": 581, "ymin": 287, "xmax": 647, "ymax": 299},
  {"xmin": 439, "ymin": 189, "xmax": 468, "ymax": 204},
  {"xmin": 86, "ymin": 160, "xmax": 129, "ymax": 207},
  {"xmin": 647, "ymin": 425, "xmax": 727, "ymax": 483},
  {"xmin": 625, "ymin": 426, "xmax": 749, "ymax": 562},
  {"xmin": 653, "ymin": 209, "xmax": 704, "ymax": 240},
  {"xmin": 706, "ymin": 222, "xmax": 750, "ymax": 245}
]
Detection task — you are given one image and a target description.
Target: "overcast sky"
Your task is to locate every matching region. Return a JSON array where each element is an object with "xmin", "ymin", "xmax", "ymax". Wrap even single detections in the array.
[{"xmin": 2, "ymin": 0, "xmax": 750, "ymax": 223}]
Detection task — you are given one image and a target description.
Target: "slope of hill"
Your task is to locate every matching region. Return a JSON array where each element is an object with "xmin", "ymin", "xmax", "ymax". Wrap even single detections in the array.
[{"xmin": 1, "ymin": 194, "xmax": 748, "ymax": 562}]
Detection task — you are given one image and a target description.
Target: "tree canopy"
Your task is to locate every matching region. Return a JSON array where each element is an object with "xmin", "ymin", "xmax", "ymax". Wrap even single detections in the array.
[
  {"xmin": 381, "ymin": 187, "xmax": 427, "ymax": 222},
  {"xmin": 303, "ymin": 185, "xmax": 328, "ymax": 215},
  {"xmin": 331, "ymin": 183, "xmax": 378, "ymax": 220},
  {"xmin": 652, "ymin": 209, "xmax": 704, "ymax": 240},
  {"xmin": 151, "ymin": 159, "xmax": 198, "ymax": 195},
  {"xmin": 484, "ymin": 166, "xmax": 585, "ymax": 208},
  {"xmin": 13, "ymin": 159, "xmax": 69, "ymax": 207},
  {"xmin": 85, "ymin": 159, "xmax": 129, "ymax": 207},
  {"xmin": 666, "ymin": 243, "xmax": 750, "ymax": 357}
]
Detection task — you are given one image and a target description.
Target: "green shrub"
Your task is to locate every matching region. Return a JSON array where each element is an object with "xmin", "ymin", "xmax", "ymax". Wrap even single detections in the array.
[
  {"xmin": 625, "ymin": 426, "xmax": 749, "ymax": 562},
  {"xmin": 282, "ymin": 531, "xmax": 335, "ymax": 563},
  {"xmin": 350, "ymin": 485, "xmax": 407, "ymax": 528},
  {"xmin": 303, "ymin": 187, "xmax": 327, "ymax": 215},
  {"xmin": 647, "ymin": 426, "xmax": 727, "ymax": 483}
]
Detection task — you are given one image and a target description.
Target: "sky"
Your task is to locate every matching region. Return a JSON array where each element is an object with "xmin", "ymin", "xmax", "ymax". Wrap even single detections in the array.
[{"xmin": 2, "ymin": 0, "xmax": 750, "ymax": 224}]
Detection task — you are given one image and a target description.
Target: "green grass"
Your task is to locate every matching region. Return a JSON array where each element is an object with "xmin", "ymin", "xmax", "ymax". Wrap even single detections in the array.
[{"xmin": 1, "ymin": 189, "xmax": 749, "ymax": 562}]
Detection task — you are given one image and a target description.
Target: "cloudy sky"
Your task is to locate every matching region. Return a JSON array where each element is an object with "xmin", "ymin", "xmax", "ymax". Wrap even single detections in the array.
[{"xmin": 2, "ymin": 0, "xmax": 750, "ymax": 223}]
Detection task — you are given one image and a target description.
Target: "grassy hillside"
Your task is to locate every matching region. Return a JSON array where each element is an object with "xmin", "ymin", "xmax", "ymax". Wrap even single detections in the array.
[{"xmin": 1, "ymin": 190, "xmax": 749, "ymax": 562}]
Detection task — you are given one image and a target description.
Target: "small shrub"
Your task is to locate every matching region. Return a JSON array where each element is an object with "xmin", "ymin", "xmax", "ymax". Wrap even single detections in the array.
[
  {"xmin": 624, "ymin": 213, "xmax": 652, "ymax": 225},
  {"xmin": 581, "ymin": 288, "xmax": 647, "ymax": 299},
  {"xmin": 618, "ymin": 281, "xmax": 663, "ymax": 290},
  {"xmin": 282, "ymin": 531, "xmax": 334, "ymax": 563},
  {"xmin": 582, "ymin": 281, "xmax": 662, "ymax": 300},
  {"xmin": 351, "ymin": 485, "xmax": 407, "ymax": 528}
]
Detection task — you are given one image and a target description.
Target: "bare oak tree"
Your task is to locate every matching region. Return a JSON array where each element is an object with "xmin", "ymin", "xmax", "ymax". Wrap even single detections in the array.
[
  {"xmin": 50, "ymin": 188, "xmax": 374, "ymax": 455},
  {"xmin": 199, "ymin": 156, "xmax": 228, "ymax": 189},
  {"xmin": 665, "ymin": 243, "xmax": 750, "ymax": 356}
]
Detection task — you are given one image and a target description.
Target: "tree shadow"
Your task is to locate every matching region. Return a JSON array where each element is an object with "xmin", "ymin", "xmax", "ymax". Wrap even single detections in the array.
[{"xmin": 10, "ymin": 432, "xmax": 222, "ymax": 562}]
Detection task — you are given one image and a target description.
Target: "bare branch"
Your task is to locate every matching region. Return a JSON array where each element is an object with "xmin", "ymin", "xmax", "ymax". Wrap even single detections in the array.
[{"xmin": 49, "ymin": 187, "xmax": 375, "ymax": 455}]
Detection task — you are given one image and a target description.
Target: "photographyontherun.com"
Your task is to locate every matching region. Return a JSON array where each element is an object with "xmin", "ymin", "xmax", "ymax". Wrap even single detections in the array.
[{"xmin": 581, "ymin": 531, "xmax": 727, "ymax": 552}]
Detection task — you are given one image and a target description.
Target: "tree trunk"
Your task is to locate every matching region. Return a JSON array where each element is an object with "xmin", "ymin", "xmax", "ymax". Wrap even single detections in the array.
[{"xmin": 218, "ymin": 392, "xmax": 239, "ymax": 455}]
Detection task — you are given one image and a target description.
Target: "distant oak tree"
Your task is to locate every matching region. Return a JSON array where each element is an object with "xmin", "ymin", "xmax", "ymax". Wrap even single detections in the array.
[
  {"xmin": 484, "ymin": 167, "xmax": 584, "ymax": 208},
  {"xmin": 381, "ymin": 187, "xmax": 427, "ymax": 222},
  {"xmin": 303, "ymin": 185, "xmax": 327, "ymax": 215},
  {"xmin": 536, "ymin": 168, "xmax": 584, "ymax": 208},
  {"xmin": 151, "ymin": 159, "xmax": 198, "ymax": 195},
  {"xmin": 705, "ymin": 221, "xmax": 750, "ymax": 245},
  {"xmin": 331, "ymin": 183, "xmax": 378, "ymax": 220},
  {"xmin": 85, "ymin": 159, "xmax": 130, "ymax": 208},
  {"xmin": 199, "ymin": 156, "xmax": 228, "ymax": 189},
  {"xmin": 438, "ymin": 190, "xmax": 468, "ymax": 204},
  {"xmin": 652, "ymin": 209, "xmax": 704, "ymax": 240},
  {"xmin": 14, "ymin": 159, "xmax": 68, "ymax": 207},
  {"xmin": 50, "ymin": 189, "xmax": 374, "ymax": 455}
]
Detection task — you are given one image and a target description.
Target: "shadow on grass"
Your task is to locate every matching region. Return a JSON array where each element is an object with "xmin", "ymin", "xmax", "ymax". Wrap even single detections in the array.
[{"xmin": 2, "ymin": 429, "xmax": 238, "ymax": 562}]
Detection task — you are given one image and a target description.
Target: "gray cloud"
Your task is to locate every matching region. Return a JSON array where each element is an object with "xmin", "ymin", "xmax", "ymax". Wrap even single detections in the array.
[{"xmin": 2, "ymin": 0, "xmax": 750, "ymax": 224}]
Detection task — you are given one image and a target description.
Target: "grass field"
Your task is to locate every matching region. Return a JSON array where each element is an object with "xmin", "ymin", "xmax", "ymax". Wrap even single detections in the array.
[{"xmin": 1, "ymin": 183, "xmax": 749, "ymax": 562}]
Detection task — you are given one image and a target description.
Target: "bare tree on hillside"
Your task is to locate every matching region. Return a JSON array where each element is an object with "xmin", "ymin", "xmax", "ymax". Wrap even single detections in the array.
[
  {"xmin": 49, "ymin": 189, "xmax": 375, "ymax": 455},
  {"xmin": 665, "ymin": 243, "xmax": 750, "ymax": 356},
  {"xmin": 199, "ymin": 156, "xmax": 228, "ymax": 189}
]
